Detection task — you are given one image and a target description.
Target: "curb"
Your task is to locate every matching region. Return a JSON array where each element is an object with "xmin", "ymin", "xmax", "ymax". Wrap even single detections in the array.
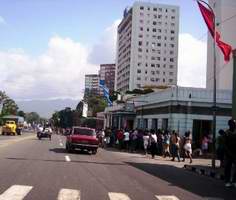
[{"xmin": 184, "ymin": 165, "xmax": 225, "ymax": 181}]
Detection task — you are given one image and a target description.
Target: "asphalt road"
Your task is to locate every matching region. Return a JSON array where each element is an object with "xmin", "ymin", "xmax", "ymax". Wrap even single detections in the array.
[{"xmin": 0, "ymin": 133, "xmax": 235, "ymax": 200}]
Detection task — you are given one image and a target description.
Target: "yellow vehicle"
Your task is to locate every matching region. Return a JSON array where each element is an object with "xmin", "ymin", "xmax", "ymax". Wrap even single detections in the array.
[
  {"xmin": 1, "ymin": 115, "xmax": 24, "ymax": 136},
  {"xmin": 2, "ymin": 121, "xmax": 17, "ymax": 136}
]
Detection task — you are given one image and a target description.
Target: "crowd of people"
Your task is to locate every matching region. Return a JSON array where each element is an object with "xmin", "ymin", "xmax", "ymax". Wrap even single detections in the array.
[
  {"xmin": 97, "ymin": 128, "xmax": 193, "ymax": 163},
  {"xmin": 97, "ymin": 119, "xmax": 236, "ymax": 188}
]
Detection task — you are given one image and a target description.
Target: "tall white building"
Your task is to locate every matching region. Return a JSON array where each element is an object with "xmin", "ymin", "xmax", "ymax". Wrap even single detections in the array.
[
  {"xmin": 206, "ymin": 0, "xmax": 236, "ymax": 90},
  {"xmin": 85, "ymin": 74, "xmax": 100, "ymax": 96},
  {"xmin": 115, "ymin": 1, "xmax": 179, "ymax": 93}
]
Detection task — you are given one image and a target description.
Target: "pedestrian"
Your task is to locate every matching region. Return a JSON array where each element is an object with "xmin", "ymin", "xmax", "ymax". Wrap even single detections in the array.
[
  {"xmin": 216, "ymin": 129, "xmax": 225, "ymax": 168},
  {"xmin": 117, "ymin": 129, "xmax": 124, "ymax": 150},
  {"xmin": 143, "ymin": 130, "xmax": 149, "ymax": 155},
  {"xmin": 182, "ymin": 131, "xmax": 193, "ymax": 164},
  {"xmin": 157, "ymin": 129, "xmax": 164, "ymax": 155},
  {"xmin": 149, "ymin": 129, "xmax": 157, "ymax": 159},
  {"xmin": 130, "ymin": 129, "xmax": 138, "ymax": 152},
  {"xmin": 123, "ymin": 129, "xmax": 130, "ymax": 151},
  {"xmin": 224, "ymin": 119, "xmax": 236, "ymax": 188},
  {"xmin": 163, "ymin": 131, "xmax": 171, "ymax": 158},
  {"xmin": 201, "ymin": 135, "xmax": 209, "ymax": 155},
  {"xmin": 171, "ymin": 132, "xmax": 181, "ymax": 162}
]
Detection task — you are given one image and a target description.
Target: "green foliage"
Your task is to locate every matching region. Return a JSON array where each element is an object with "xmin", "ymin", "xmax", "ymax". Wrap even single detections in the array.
[
  {"xmin": 17, "ymin": 110, "xmax": 26, "ymax": 118},
  {"xmin": 25, "ymin": 112, "xmax": 40, "ymax": 124},
  {"xmin": 85, "ymin": 96, "xmax": 107, "ymax": 117},
  {"xmin": 0, "ymin": 91, "xmax": 19, "ymax": 116},
  {"xmin": 76, "ymin": 101, "xmax": 84, "ymax": 117}
]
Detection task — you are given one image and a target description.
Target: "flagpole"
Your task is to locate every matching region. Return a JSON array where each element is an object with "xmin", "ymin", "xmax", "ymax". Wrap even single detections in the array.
[{"xmin": 198, "ymin": 0, "xmax": 217, "ymax": 168}]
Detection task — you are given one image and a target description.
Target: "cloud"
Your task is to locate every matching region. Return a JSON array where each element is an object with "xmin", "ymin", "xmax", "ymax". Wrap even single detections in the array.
[
  {"xmin": 178, "ymin": 33, "xmax": 207, "ymax": 88},
  {"xmin": 0, "ymin": 16, "xmax": 6, "ymax": 24},
  {"xmin": 0, "ymin": 36, "xmax": 98, "ymax": 100},
  {"xmin": 88, "ymin": 19, "xmax": 121, "ymax": 65}
]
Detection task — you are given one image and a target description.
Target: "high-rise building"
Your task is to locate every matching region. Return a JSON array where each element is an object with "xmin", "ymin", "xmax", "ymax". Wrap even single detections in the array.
[
  {"xmin": 206, "ymin": 0, "xmax": 236, "ymax": 90},
  {"xmin": 115, "ymin": 2, "xmax": 179, "ymax": 93},
  {"xmin": 84, "ymin": 74, "xmax": 100, "ymax": 96},
  {"xmin": 99, "ymin": 64, "xmax": 116, "ymax": 92}
]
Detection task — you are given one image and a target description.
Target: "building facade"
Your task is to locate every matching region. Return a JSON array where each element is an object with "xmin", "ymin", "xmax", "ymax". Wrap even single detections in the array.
[
  {"xmin": 206, "ymin": 0, "xmax": 236, "ymax": 90},
  {"xmin": 84, "ymin": 74, "xmax": 100, "ymax": 96},
  {"xmin": 115, "ymin": 2, "xmax": 179, "ymax": 93},
  {"xmin": 104, "ymin": 87, "xmax": 232, "ymax": 148},
  {"xmin": 99, "ymin": 64, "xmax": 116, "ymax": 92}
]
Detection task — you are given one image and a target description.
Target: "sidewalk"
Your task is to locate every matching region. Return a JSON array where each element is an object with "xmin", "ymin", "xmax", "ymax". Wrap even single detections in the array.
[{"xmin": 106, "ymin": 148, "xmax": 224, "ymax": 181}]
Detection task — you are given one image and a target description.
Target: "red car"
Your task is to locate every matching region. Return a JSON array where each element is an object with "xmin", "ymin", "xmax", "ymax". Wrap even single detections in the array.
[{"xmin": 66, "ymin": 126, "xmax": 99, "ymax": 154}]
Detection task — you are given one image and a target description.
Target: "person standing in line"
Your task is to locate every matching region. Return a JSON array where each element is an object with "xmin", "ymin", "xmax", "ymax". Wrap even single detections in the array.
[
  {"xmin": 117, "ymin": 129, "xmax": 124, "ymax": 150},
  {"xmin": 130, "ymin": 129, "xmax": 138, "ymax": 152},
  {"xmin": 182, "ymin": 131, "xmax": 193, "ymax": 164},
  {"xmin": 123, "ymin": 129, "xmax": 130, "ymax": 151},
  {"xmin": 149, "ymin": 129, "xmax": 157, "ymax": 159},
  {"xmin": 224, "ymin": 119, "xmax": 236, "ymax": 188},
  {"xmin": 216, "ymin": 129, "xmax": 225, "ymax": 168},
  {"xmin": 143, "ymin": 130, "xmax": 149, "ymax": 155},
  {"xmin": 171, "ymin": 132, "xmax": 181, "ymax": 162},
  {"xmin": 163, "ymin": 131, "xmax": 171, "ymax": 158}
]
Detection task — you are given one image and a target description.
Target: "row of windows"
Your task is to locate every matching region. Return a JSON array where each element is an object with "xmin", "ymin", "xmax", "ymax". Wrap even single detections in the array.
[
  {"xmin": 140, "ymin": 12, "xmax": 176, "ymax": 20},
  {"xmin": 140, "ymin": 6, "xmax": 176, "ymax": 13},
  {"xmin": 138, "ymin": 34, "xmax": 176, "ymax": 40},
  {"xmin": 136, "ymin": 77, "xmax": 174, "ymax": 83},
  {"xmin": 137, "ymin": 63, "xmax": 174, "ymax": 69},
  {"xmin": 139, "ymin": 27, "xmax": 175, "ymax": 34},
  {"xmin": 137, "ymin": 70, "xmax": 174, "ymax": 76},
  {"xmin": 139, "ymin": 20, "xmax": 175, "ymax": 27}
]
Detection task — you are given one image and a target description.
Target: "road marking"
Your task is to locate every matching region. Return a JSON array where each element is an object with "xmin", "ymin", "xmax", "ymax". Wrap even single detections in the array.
[
  {"xmin": 155, "ymin": 196, "xmax": 180, "ymax": 200},
  {"xmin": 0, "ymin": 185, "xmax": 33, "ymax": 200},
  {"xmin": 57, "ymin": 189, "xmax": 80, "ymax": 200},
  {"xmin": 65, "ymin": 155, "xmax": 71, "ymax": 162},
  {"xmin": 108, "ymin": 192, "xmax": 131, "ymax": 200}
]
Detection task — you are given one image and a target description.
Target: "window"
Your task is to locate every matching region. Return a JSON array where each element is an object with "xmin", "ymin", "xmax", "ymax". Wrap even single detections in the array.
[
  {"xmin": 151, "ymin": 64, "xmax": 155, "ymax": 67},
  {"xmin": 170, "ymin": 44, "xmax": 175, "ymax": 48},
  {"xmin": 148, "ymin": 7, "xmax": 150, "ymax": 10},
  {"xmin": 163, "ymin": 78, "xmax": 166, "ymax": 83},
  {"xmin": 171, "ymin": 9, "xmax": 176, "ymax": 13},
  {"xmin": 163, "ymin": 57, "xmax": 166, "ymax": 61},
  {"xmin": 137, "ymin": 69, "xmax": 141, "ymax": 73},
  {"xmin": 166, "ymin": 9, "xmax": 168, "ymax": 12},
  {"xmin": 146, "ymin": 41, "xmax": 149, "ymax": 46},
  {"xmin": 153, "ymin": 21, "xmax": 157, "ymax": 25},
  {"xmin": 153, "ymin": 8, "xmax": 157, "ymax": 11},
  {"xmin": 138, "ymin": 48, "xmax": 142, "ymax": 52},
  {"xmin": 171, "ymin": 16, "xmax": 175, "ymax": 20},
  {"xmin": 169, "ymin": 72, "xmax": 174, "ymax": 75},
  {"xmin": 137, "ymin": 84, "xmax": 141, "ymax": 88},
  {"xmin": 158, "ymin": 14, "xmax": 162, "ymax": 19},
  {"xmin": 145, "ymin": 70, "xmax": 148, "ymax": 74},
  {"xmin": 145, "ymin": 63, "xmax": 148, "ymax": 67},
  {"xmin": 169, "ymin": 65, "xmax": 174, "ymax": 69},
  {"xmin": 157, "ymin": 43, "xmax": 161, "ymax": 47},
  {"xmin": 170, "ymin": 37, "xmax": 175, "ymax": 41},
  {"xmin": 151, "ymin": 71, "xmax": 155, "ymax": 75},
  {"xmin": 140, "ymin": 12, "xmax": 144, "ymax": 16},
  {"xmin": 156, "ymin": 78, "xmax": 160, "ymax": 82},
  {"xmin": 170, "ymin": 58, "xmax": 174, "ymax": 62},
  {"xmin": 138, "ymin": 62, "xmax": 141, "ymax": 66},
  {"xmin": 140, "ymin": 19, "xmax": 144, "ymax": 23},
  {"xmin": 138, "ymin": 41, "xmax": 142, "ymax": 46},
  {"xmin": 151, "ymin": 56, "xmax": 155, "ymax": 60},
  {"xmin": 156, "ymin": 64, "xmax": 160, "ymax": 68},
  {"xmin": 156, "ymin": 70, "xmax": 160, "ymax": 74},
  {"xmin": 140, "ymin": 6, "xmax": 144, "ymax": 10},
  {"xmin": 159, "ymin": 8, "xmax": 162, "ymax": 12},
  {"xmin": 170, "ymin": 51, "xmax": 174, "ymax": 55},
  {"xmin": 137, "ymin": 77, "xmax": 141, "ymax": 81},
  {"xmin": 169, "ymin": 79, "xmax": 173, "ymax": 83},
  {"xmin": 157, "ymin": 35, "xmax": 161, "ymax": 39},
  {"xmin": 154, "ymin": 14, "xmax": 157, "ymax": 19},
  {"xmin": 171, "ymin": 23, "xmax": 175, "ymax": 26},
  {"xmin": 153, "ymin": 28, "xmax": 156, "ymax": 32},
  {"xmin": 150, "ymin": 78, "xmax": 155, "ymax": 82},
  {"xmin": 147, "ymin": 28, "xmax": 150, "ymax": 32},
  {"xmin": 139, "ymin": 34, "xmax": 143, "ymax": 38},
  {"xmin": 146, "ymin": 49, "xmax": 149, "ymax": 53},
  {"xmin": 158, "ymin": 29, "xmax": 161, "ymax": 33},
  {"xmin": 140, "ymin": 27, "xmax": 143, "ymax": 31},
  {"xmin": 164, "ymin": 36, "xmax": 167, "ymax": 40},
  {"xmin": 171, "ymin": 30, "xmax": 175, "ymax": 34},
  {"xmin": 163, "ymin": 71, "xmax": 166, "ymax": 75}
]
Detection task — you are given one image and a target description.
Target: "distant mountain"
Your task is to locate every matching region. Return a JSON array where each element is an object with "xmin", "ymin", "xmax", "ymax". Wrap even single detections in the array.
[{"xmin": 16, "ymin": 99, "xmax": 79, "ymax": 118}]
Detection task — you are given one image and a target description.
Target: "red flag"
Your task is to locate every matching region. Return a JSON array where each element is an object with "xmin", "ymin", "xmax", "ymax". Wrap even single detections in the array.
[{"xmin": 197, "ymin": 0, "xmax": 232, "ymax": 61}]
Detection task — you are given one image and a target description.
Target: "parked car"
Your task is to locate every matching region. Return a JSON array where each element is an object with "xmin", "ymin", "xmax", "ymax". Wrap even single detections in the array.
[
  {"xmin": 66, "ymin": 126, "xmax": 99, "ymax": 154},
  {"xmin": 37, "ymin": 127, "xmax": 52, "ymax": 140}
]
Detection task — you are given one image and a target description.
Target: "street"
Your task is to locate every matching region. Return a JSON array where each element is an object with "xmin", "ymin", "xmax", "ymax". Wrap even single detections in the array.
[{"xmin": 0, "ymin": 133, "xmax": 235, "ymax": 200}]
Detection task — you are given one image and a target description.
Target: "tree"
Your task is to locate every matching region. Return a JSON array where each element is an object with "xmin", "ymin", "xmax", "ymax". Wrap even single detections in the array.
[
  {"xmin": 0, "ymin": 91, "xmax": 19, "ymax": 116},
  {"xmin": 17, "ymin": 110, "xmax": 26, "ymax": 118},
  {"xmin": 25, "ymin": 112, "xmax": 40, "ymax": 124},
  {"xmin": 76, "ymin": 101, "xmax": 84, "ymax": 117},
  {"xmin": 86, "ymin": 96, "xmax": 107, "ymax": 117}
]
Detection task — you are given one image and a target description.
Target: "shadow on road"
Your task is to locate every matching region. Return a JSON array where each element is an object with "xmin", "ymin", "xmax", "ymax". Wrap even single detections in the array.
[
  {"xmin": 126, "ymin": 162, "xmax": 236, "ymax": 200},
  {"xmin": 5, "ymin": 157, "xmax": 126, "ymax": 166}
]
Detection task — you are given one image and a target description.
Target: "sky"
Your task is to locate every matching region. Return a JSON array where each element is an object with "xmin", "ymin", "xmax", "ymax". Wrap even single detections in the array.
[{"xmin": 0, "ymin": 0, "xmax": 208, "ymax": 100}]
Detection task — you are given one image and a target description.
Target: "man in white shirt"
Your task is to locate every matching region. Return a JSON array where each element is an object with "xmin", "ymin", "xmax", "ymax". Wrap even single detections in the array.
[{"xmin": 124, "ymin": 130, "xmax": 130, "ymax": 151}]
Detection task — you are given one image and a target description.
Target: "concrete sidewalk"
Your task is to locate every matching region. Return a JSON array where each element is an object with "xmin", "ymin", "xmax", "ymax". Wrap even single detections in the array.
[{"xmin": 106, "ymin": 148, "xmax": 224, "ymax": 181}]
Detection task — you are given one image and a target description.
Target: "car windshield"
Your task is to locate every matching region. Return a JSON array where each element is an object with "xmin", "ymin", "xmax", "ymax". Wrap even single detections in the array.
[{"xmin": 73, "ymin": 128, "xmax": 95, "ymax": 136}]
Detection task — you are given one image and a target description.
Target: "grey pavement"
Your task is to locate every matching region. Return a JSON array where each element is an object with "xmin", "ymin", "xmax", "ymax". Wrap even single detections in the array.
[{"xmin": 0, "ymin": 134, "xmax": 235, "ymax": 200}]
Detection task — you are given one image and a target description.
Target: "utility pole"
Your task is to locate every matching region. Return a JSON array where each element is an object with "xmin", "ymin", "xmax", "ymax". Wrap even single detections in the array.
[{"xmin": 232, "ymin": 49, "xmax": 236, "ymax": 120}]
